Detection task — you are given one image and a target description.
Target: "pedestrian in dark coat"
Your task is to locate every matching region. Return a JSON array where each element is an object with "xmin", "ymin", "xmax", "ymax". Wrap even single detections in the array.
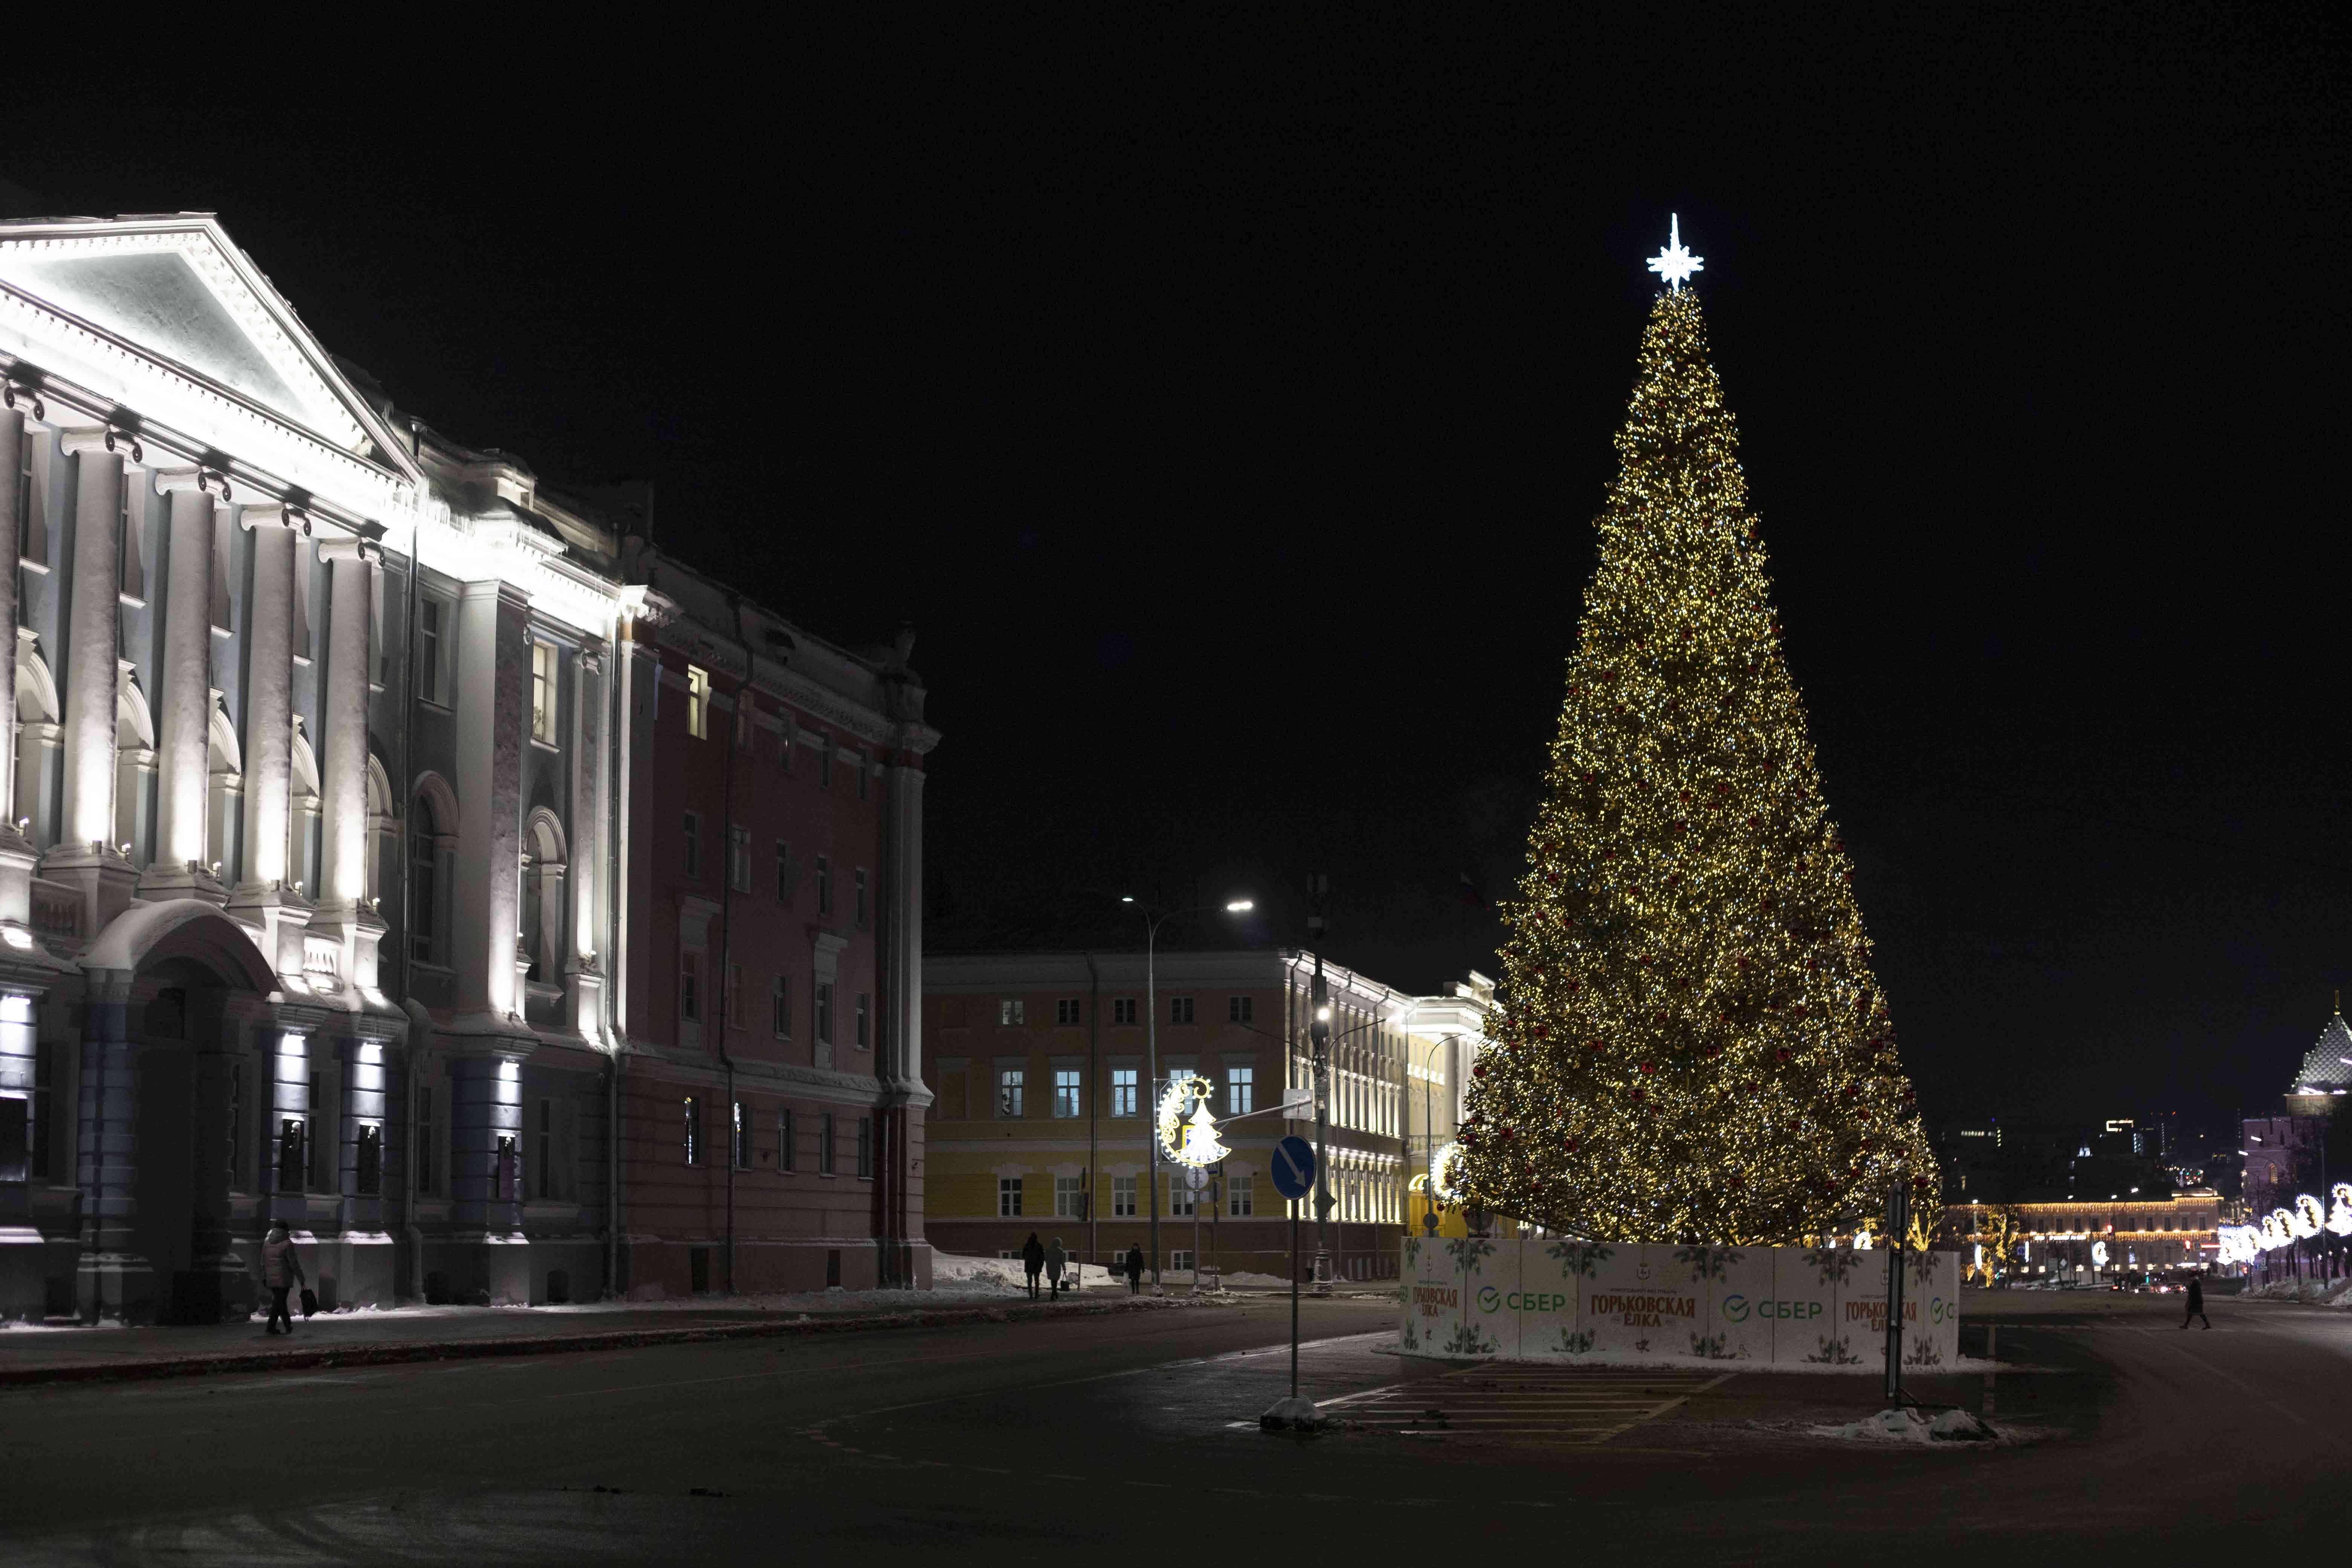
[
  {"xmin": 260, "ymin": 1221, "xmax": 306, "ymax": 1335},
  {"xmin": 1021, "ymin": 1232, "xmax": 1045, "ymax": 1299},
  {"xmin": 1045, "ymin": 1237, "xmax": 1067, "ymax": 1297},
  {"xmin": 1124, "ymin": 1243, "xmax": 1145, "ymax": 1294},
  {"xmin": 2181, "ymin": 1273, "xmax": 2210, "ymax": 1329}
]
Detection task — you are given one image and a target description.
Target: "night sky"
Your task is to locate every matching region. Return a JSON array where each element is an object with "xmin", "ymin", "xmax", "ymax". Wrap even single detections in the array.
[{"xmin": 4, "ymin": 16, "xmax": 2342, "ymax": 1143}]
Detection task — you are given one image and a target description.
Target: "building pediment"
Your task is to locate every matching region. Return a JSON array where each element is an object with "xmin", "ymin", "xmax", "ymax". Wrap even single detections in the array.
[{"xmin": 0, "ymin": 214, "xmax": 422, "ymax": 504}]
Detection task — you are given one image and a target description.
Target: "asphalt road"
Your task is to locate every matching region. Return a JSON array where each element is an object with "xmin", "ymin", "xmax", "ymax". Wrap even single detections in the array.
[{"xmin": 0, "ymin": 1289, "xmax": 2342, "ymax": 1562}]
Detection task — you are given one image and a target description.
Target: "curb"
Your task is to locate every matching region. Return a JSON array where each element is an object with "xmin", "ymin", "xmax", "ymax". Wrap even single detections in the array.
[{"xmin": 0, "ymin": 1292, "xmax": 1194, "ymax": 1389}]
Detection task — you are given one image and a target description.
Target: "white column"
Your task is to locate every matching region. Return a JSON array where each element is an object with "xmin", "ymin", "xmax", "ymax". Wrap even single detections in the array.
[
  {"xmin": 144, "ymin": 470, "xmax": 228, "ymax": 902},
  {"xmin": 0, "ymin": 395, "xmax": 40, "ymax": 928},
  {"xmin": 564, "ymin": 644, "xmax": 605, "ymax": 1038},
  {"xmin": 229, "ymin": 504, "xmax": 308, "ymax": 976},
  {"xmin": 312, "ymin": 536, "xmax": 384, "ymax": 991},
  {"xmin": 47, "ymin": 429, "xmax": 140, "ymax": 931},
  {"xmin": 452, "ymin": 579, "xmax": 530, "ymax": 1024}
]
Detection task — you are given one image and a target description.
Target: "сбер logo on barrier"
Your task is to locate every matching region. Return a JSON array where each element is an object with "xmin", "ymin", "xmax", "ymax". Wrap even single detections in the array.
[
  {"xmin": 1720, "ymin": 1294, "xmax": 1824, "ymax": 1323},
  {"xmin": 1477, "ymin": 1285, "xmax": 1501, "ymax": 1314}
]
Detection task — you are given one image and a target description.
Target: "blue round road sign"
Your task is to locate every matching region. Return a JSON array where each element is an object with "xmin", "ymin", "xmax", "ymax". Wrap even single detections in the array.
[{"xmin": 1271, "ymin": 1136, "xmax": 1317, "ymax": 1201}]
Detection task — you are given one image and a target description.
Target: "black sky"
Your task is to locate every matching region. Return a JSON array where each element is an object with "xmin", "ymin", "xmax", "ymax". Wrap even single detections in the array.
[{"xmin": 5, "ymin": 14, "xmax": 2344, "ymax": 1141}]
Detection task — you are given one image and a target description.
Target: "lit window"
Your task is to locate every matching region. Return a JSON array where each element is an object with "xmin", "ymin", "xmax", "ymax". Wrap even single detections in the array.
[
  {"xmin": 531, "ymin": 641, "xmax": 557, "ymax": 743},
  {"xmin": 998, "ymin": 1069, "xmax": 1025, "ymax": 1117},
  {"xmin": 999, "ymin": 998, "xmax": 1024, "ymax": 1026},
  {"xmin": 1228, "ymin": 1066, "xmax": 1254, "ymax": 1115},
  {"xmin": 1053, "ymin": 1068, "xmax": 1081, "ymax": 1118},
  {"xmin": 732, "ymin": 1099, "xmax": 750, "ymax": 1169},
  {"xmin": 683, "ymin": 1096, "xmax": 701, "ymax": 1166},
  {"xmin": 687, "ymin": 665, "xmax": 711, "ymax": 740},
  {"xmin": 1111, "ymin": 1067, "xmax": 1137, "ymax": 1117}
]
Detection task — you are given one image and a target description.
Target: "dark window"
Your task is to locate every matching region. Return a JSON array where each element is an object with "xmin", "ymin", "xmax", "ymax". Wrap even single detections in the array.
[
  {"xmin": 680, "ymin": 951, "xmax": 700, "ymax": 1023},
  {"xmin": 144, "ymin": 987, "xmax": 187, "ymax": 1038},
  {"xmin": 857, "ymin": 1116, "xmax": 873, "ymax": 1179},
  {"xmin": 416, "ymin": 1086, "xmax": 435, "ymax": 1196},
  {"xmin": 32, "ymin": 1040, "xmax": 52, "ymax": 1180},
  {"xmin": 356, "ymin": 1123, "xmax": 383, "ymax": 1196},
  {"xmin": 856, "ymin": 993, "xmax": 871, "ymax": 1049},
  {"xmin": 816, "ymin": 982, "xmax": 834, "ymax": 1044},
  {"xmin": 1170, "ymin": 996, "xmax": 1195, "ymax": 1025},
  {"xmin": 494, "ymin": 1135, "xmax": 519, "ymax": 1202},
  {"xmin": 1056, "ymin": 998, "xmax": 1081, "ymax": 1026},
  {"xmin": 277, "ymin": 1118, "xmax": 305, "ymax": 1192},
  {"xmin": 856, "ymin": 750, "xmax": 869, "ymax": 801},
  {"xmin": 408, "ymin": 795, "xmax": 438, "ymax": 962},
  {"xmin": 818, "ymin": 741, "xmax": 832, "ymax": 789},
  {"xmin": 816, "ymin": 855, "xmax": 831, "ymax": 915},
  {"xmin": 779, "ymin": 1107, "xmax": 796, "ymax": 1172},
  {"xmin": 854, "ymin": 868, "xmax": 868, "ymax": 928},
  {"xmin": 775, "ymin": 841, "xmax": 791, "ymax": 902},
  {"xmin": 683, "ymin": 811, "xmax": 700, "ymax": 877},
  {"xmin": 772, "ymin": 974, "xmax": 792, "ymax": 1038},
  {"xmin": 418, "ymin": 598, "xmax": 442, "ymax": 703},
  {"xmin": 820, "ymin": 1112, "xmax": 836, "ymax": 1174},
  {"xmin": 0, "ymin": 1093, "xmax": 26, "ymax": 1183},
  {"xmin": 535, "ymin": 1099, "xmax": 553, "ymax": 1200},
  {"xmin": 1113, "ymin": 998, "xmax": 1136, "ymax": 1026},
  {"xmin": 1228, "ymin": 995, "xmax": 1253, "ymax": 1024}
]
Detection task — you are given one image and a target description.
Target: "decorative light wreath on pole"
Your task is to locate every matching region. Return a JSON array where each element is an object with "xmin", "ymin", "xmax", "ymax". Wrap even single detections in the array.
[
  {"xmin": 1158, "ymin": 1073, "xmax": 1230, "ymax": 1168},
  {"xmin": 2218, "ymin": 1182, "xmax": 2352, "ymax": 1263}
]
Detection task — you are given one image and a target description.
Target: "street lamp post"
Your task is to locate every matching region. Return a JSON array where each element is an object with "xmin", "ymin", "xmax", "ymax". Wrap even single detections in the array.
[
  {"xmin": 1411, "ymin": 1034, "xmax": 1462, "ymax": 1236},
  {"xmin": 1125, "ymin": 893, "xmax": 1253, "ymax": 1292}
]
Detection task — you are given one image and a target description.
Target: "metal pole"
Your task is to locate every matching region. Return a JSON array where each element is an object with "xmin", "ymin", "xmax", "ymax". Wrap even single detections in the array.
[
  {"xmin": 1145, "ymin": 915, "xmax": 1161, "ymax": 1292},
  {"xmin": 1290, "ymin": 1208, "xmax": 1300, "ymax": 1398},
  {"xmin": 1883, "ymin": 1182, "xmax": 1908, "ymax": 1407}
]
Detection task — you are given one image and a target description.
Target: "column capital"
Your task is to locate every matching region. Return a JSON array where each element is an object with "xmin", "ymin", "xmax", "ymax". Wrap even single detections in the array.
[
  {"xmin": 2, "ymin": 381, "xmax": 45, "ymax": 424},
  {"xmin": 57, "ymin": 426, "xmax": 144, "ymax": 463},
  {"xmin": 238, "ymin": 502, "xmax": 311, "ymax": 535},
  {"xmin": 315, "ymin": 537, "xmax": 381, "ymax": 566},
  {"xmin": 153, "ymin": 466, "xmax": 234, "ymax": 501}
]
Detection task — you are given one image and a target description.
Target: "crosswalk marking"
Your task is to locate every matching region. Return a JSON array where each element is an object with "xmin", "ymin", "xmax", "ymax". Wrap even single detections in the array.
[{"xmin": 1339, "ymin": 1366, "xmax": 1735, "ymax": 1442}]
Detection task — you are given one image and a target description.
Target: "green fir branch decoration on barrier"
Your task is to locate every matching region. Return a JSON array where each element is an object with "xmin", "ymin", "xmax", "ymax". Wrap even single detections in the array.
[
  {"xmin": 1904, "ymin": 1336, "xmax": 1944, "ymax": 1368},
  {"xmin": 1805, "ymin": 1335, "xmax": 1863, "ymax": 1366},
  {"xmin": 1557, "ymin": 1327, "xmax": 1597, "ymax": 1355},
  {"xmin": 1688, "ymin": 1332, "xmax": 1732, "ymax": 1360},
  {"xmin": 1445, "ymin": 1237, "xmax": 1496, "ymax": 1269},
  {"xmin": 1548, "ymin": 1241, "xmax": 1614, "ymax": 1279},
  {"xmin": 1677, "ymin": 1245, "xmax": 1741, "ymax": 1282},
  {"xmin": 1442, "ymin": 1320, "xmax": 1496, "ymax": 1357},
  {"xmin": 1807, "ymin": 1248, "xmax": 1861, "ymax": 1288},
  {"xmin": 1403, "ymin": 1236, "xmax": 1423, "ymax": 1271},
  {"xmin": 1401, "ymin": 1315, "xmax": 1421, "ymax": 1353},
  {"xmin": 1906, "ymin": 1250, "xmax": 1939, "ymax": 1289}
]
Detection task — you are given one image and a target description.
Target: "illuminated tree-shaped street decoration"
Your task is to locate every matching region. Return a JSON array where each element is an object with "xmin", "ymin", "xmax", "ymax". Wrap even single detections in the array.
[
  {"xmin": 1453, "ymin": 245, "xmax": 1935, "ymax": 1244},
  {"xmin": 1158, "ymin": 1073, "xmax": 1230, "ymax": 1167}
]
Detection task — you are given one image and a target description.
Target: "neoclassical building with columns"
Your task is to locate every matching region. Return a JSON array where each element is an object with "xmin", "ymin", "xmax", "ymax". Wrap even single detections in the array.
[{"xmin": 0, "ymin": 212, "xmax": 932, "ymax": 1321}]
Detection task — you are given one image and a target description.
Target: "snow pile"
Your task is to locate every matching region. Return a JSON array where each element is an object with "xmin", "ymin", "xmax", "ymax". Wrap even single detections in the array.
[
  {"xmin": 1811, "ymin": 1407, "xmax": 1990, "ymax": 1443},
  {"xmin": 933, "ymin": 1252, "xmax": 1124, "ymax": 1291}
]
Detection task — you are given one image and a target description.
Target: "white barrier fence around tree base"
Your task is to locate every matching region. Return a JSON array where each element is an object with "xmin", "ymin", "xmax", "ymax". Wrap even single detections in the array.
[{"xmin": 1401, "ymin": 1234, "xmax": 1962, "ymax": 1369}]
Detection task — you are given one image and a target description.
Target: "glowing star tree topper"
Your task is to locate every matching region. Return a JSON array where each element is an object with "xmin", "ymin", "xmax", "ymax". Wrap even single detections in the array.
[
  {"xmin": 1158, "ymin": 1073, "xmax": 1231, "ymax": 1167},
  {"xmin": 1646, "ymin": 213, "xmax": 1704, "ymax": 291}
]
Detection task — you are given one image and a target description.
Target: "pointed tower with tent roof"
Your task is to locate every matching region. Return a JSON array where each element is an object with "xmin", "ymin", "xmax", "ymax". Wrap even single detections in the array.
[{"xmin": 2284, "ymin": 993, "xmax": 2352, "ymax": 1116}]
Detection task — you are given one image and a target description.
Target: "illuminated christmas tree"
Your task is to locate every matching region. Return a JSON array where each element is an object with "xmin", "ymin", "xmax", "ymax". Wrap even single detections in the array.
[{"xmin": 1453, "ymin": 254, "xmax": 1935, "ymax": 1244}]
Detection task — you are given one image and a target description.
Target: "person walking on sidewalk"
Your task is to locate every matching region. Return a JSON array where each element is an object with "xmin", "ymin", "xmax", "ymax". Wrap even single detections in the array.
[
  {"xmin": 1045, "ymin": 1237, "xmax": 1067, "ymax": 1298},
  {"xmin": 1021, "ymin": 1232, "xmax": 1045, "ymax": 1300},
  {"xmin": 1124, "ymin": 1243, "xmax": 1144, "ymax": 1295},
  {"xmin": 261, "ymin": 1221, "xmax": 306, "ymax": 1335},
  {"xmin": 2181, "ymin": 1273, "xmax": 2210, "ymax": 1329}
]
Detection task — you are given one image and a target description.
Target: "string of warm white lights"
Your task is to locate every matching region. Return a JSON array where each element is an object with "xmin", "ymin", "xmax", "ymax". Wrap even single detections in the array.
[{"xmin": 1451, "ymin": 256, "xmax": 1935, "ymax": 1244}]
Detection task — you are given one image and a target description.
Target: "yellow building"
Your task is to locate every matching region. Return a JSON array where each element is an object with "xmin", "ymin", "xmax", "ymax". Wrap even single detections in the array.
[{"xmin": 923, "ymin": 948, "xmax": 1425, "ymax": 1283}]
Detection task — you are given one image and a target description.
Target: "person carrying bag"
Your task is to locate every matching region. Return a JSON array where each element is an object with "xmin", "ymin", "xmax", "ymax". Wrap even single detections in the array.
[{"xmin": 261, "ymin": 1221, "xmax": 308, "ymax": 1335}]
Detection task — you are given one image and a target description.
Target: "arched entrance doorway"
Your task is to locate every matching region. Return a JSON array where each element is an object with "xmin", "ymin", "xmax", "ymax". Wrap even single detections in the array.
[{"xmin": 78, "ymin": 900, "xmax": 281, "ymax": 1324}]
